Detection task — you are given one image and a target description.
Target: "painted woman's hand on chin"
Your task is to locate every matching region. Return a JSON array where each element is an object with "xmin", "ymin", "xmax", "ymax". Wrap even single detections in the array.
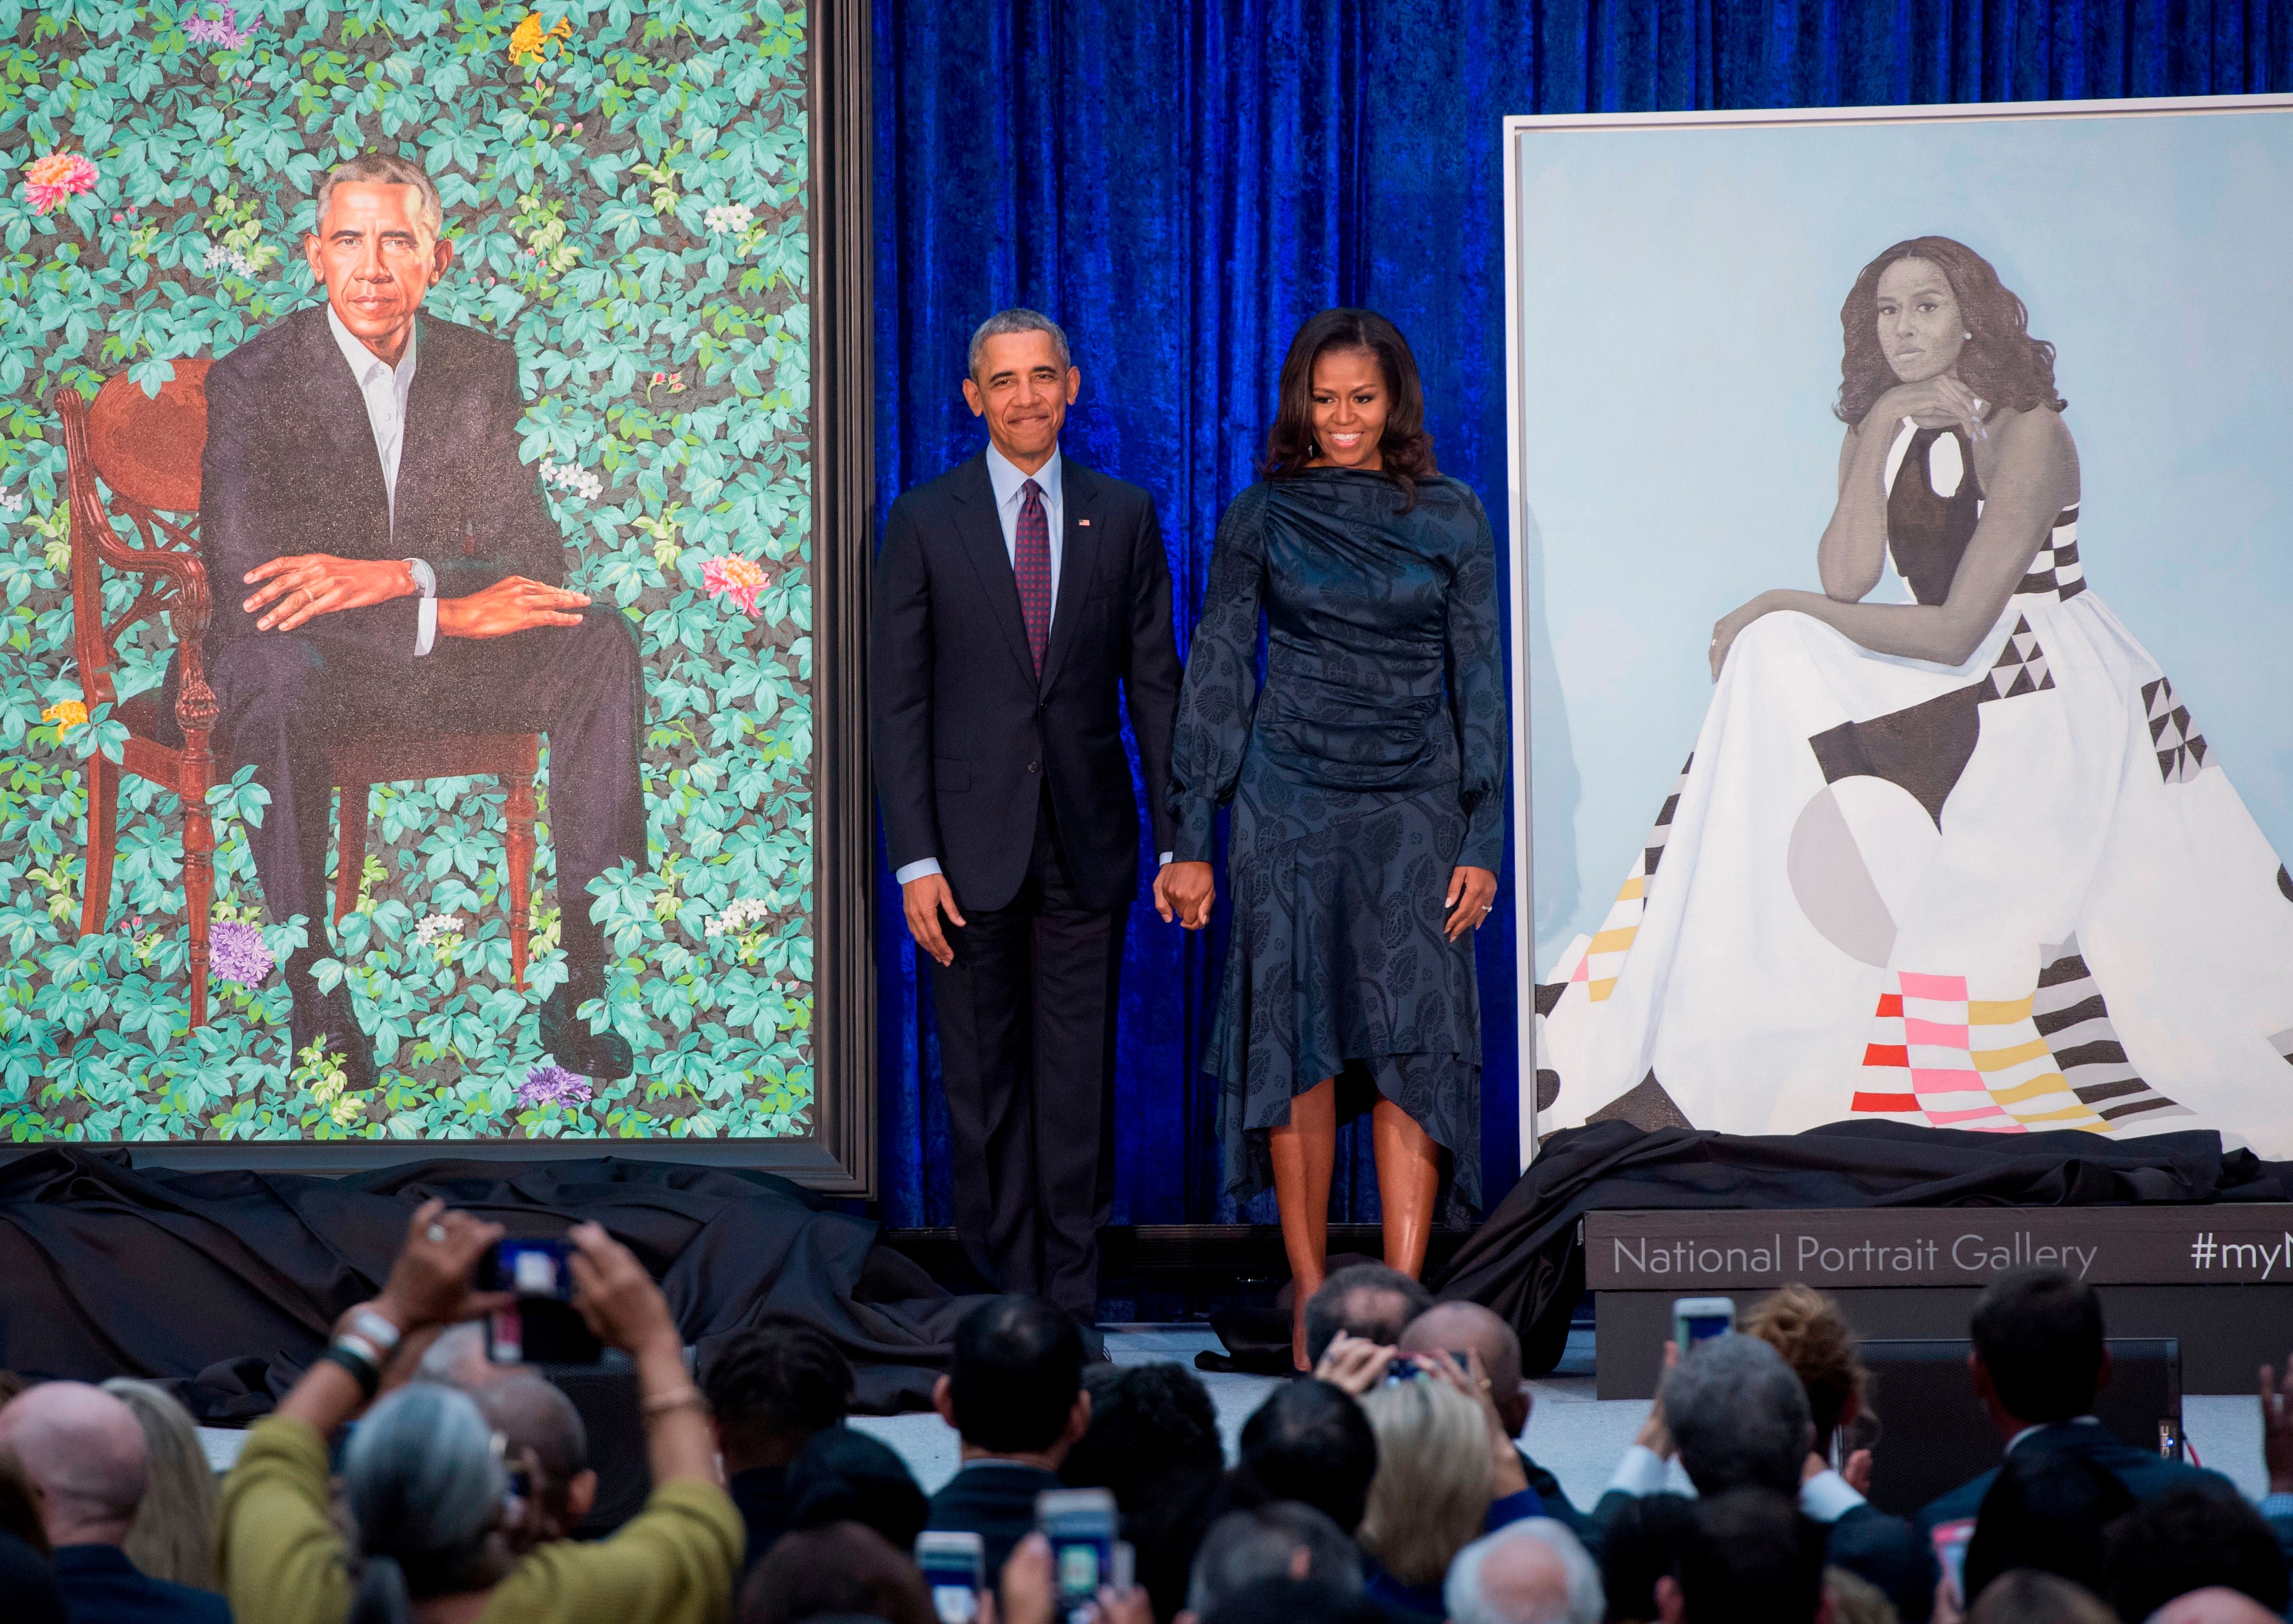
[
  {"xmin": 1874, "ymin": 375, "xmax": 1990, "ymax": 441},
  {"xmin": 1709, "ymin": 590, "xmax": 1782, "ymax": 681}
]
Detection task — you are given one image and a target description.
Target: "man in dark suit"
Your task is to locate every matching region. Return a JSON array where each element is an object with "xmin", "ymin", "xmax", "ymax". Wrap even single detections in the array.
[
  {"xmin": 872, "ymin": 309, "xmax": 1185, "ymax": 1326},
  {"xmin": 0, "ymin": 1382, "xmax": 229, "ymax": 1624},
  {"xmin": 1916, "ymin": 1269, "xmax": 2225, "ymax": 1529},
  {"xmin": 188, "ymin": 152, "xmax": 642, "ymax": 1085},
  {"xmin": 925, "ymin": 1296, "xmax": 1090, "ymax": 1576}
]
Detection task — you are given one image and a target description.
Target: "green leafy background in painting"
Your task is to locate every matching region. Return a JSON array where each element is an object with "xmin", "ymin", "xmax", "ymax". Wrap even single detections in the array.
[{"xmin": 0, "ymin": 0, "xmax": 815, "ymax": 1143}]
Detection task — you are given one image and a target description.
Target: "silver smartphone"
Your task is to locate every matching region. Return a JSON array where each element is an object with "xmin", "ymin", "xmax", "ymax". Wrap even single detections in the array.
[
  {"xmin": 1671, "ymin": 1295, "xmax": 1736, "ymax": 1349},
  {"xmin": 916, "ymin": 1530, "xmax": 986, "ymax": 1624}
]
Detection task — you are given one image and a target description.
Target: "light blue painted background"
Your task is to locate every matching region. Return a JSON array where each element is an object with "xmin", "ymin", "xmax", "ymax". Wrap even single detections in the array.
[{"xmin": 1515, "ymin": 106, "xmax": 2293, "ymax": 975}]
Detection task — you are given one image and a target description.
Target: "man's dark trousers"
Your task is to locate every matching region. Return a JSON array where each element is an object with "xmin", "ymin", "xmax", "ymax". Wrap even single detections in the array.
[
  {"xmin": 930, "ymin": 790, "xmax": 1124, "ymax": 1320},
  {"xmin": 196, "ymin": 608, "xmax": 644, "ymax": 980}
]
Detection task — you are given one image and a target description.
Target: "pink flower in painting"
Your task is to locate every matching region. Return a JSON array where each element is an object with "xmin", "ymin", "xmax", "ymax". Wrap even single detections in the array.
[
  {"xmin": 186, "ymin": 5, "xmax": 258, "ymax": 49},
  {"xmin": 22, "ymin": 153, "xmax": 97, "ymax": 216},
  {"xmin": 702, "ymin": 555, "xmax": 770, "ymax": 616}
]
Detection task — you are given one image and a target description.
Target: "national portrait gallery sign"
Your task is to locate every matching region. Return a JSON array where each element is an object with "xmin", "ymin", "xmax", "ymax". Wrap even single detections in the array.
[{"xmin": 1584, "ymin": 1205, "xmax": 2293, "ymax": 1289}]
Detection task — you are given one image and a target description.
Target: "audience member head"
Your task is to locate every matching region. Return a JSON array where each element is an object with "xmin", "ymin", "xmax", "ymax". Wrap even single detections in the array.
[
  {"xmin": 1961, "ymin": 1447, "xmax": 2134, "ymax": 1602},
  {"xmin": 2148, "ymin": 1590, "xmax": 2288, "ymax": 1624},
  {"xmin": 1741, "ymin": 1286, "xmax": 1869, "ymax": 1454},
  {"xmin": 0, "ymin": 1381, "xmax": 150, "ymax": 1548},
  {"xmin": 1201, "ymin": 1576, "xmax": 1372, "ymax": 1624},
  {"xmin": 935, "ymin": 1296, "xmax": 1089, "ymax": 1463},
  {"xmin": 705, "ymin": 1316, "xmax": 855, "ymax": 1474},
  {"xmin": 0, "ymin": 1444, "xmax": 46, "ymax": 1555},
  {"xmin": 1063, "ymin": 1360, "xmax": 1223, "ymax": 1503},
  {"xmin": 785, "ymin": 1427, "xmax": 929, "ymax": 1556},
  {"xmin": 1356, "ymin": 1371, "xmax": 1491, "ymax": 1587},
  {"xmin": 0, "ymin": 1372, "xmax": 26, "ymax": 1406},
  {"xmin": 1235, "ymin": 1379, "xmax": 1379, "ymax": 1535},
  {"xmin": 341, "ymin": 1383, "xmax": 511, "ymax": 1624},
  {"xmin": 1598, "ymin": 1491, "xmax": 1696, "ymax": 1624},
  {"xmin": 414, "ymin": 1323, "xmax": 496, "ymax": 1391},
  {"xmin": 1661, "ymin": 1334, "xmax": 1813, "ymax": 1497},
  {"xmin": 1185, "ymin": 1503, "xmax": 1364, "ymax": 1620},
  {"xmin": 1399, "ymin": 1301, "xmax": 1530, "ymax": 1439},
  {"xmin": 470, "ymin": 1374, "xmax": 595, "ymax": 1549},
  {"xmin": 1446, "ymin": 1520, "xmax": 1603, "ymax": 1624},
  {"xmin": 1303, "ymin": 1264, "xmax": 1434, "ymax": 1367},
  {"xmin": 739, "ymin": 1519, "xmax": 935, "ymax": 1624},
  {"xmin": 1821, "ymin": 1566, "xmax": 1894, "ymax": 1624},
  {"xmin": 2102, "ymin": 1483, "xmax": 2289, "ymax": 1624},
  {"xmin": 1966, "ymin": 1570, "xmax": 2117, "ymax": 1624},
  {"xmin": 99, "ymin": 1379, "xmax": 220, "ymax": 1589},
  {"xmin": 1968, "ymin": 1269, "xmax": 2108, "ymax": 1431},
  {"xmin": 1657, "ymin": 1489, "xmax": 1828, "ymax": 1624}
]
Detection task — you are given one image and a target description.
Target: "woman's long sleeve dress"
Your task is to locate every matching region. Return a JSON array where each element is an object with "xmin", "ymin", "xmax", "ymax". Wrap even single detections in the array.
[{"xmin": 1168, "ymin": 469, "xmax": 1508, "ymax": 1219}]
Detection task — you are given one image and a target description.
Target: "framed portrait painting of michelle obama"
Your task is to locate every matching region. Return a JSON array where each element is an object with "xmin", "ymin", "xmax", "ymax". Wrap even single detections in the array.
[
  {"xmin": 0, "ymin": 1, "xmax": 878, "ymax": 1188},
  {"xmin": 1503, "ymin": 95, "xmax": 2293, "ymax": 1164}
]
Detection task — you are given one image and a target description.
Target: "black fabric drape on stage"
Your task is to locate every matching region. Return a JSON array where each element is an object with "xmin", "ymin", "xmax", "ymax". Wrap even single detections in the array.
[
  {"xmin": 1431, "ymin": 1121, "xmax": 2293, "ymax": 1373},
  {"xmin": 0, "ymin": 1150, "xmax": 980, "ymax": 1417}
]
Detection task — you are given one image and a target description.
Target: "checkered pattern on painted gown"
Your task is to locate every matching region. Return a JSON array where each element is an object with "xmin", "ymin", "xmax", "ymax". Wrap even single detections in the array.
[{"xmin": 1016, "ymin": 477, "xmax": 1052, "ymax": 677}]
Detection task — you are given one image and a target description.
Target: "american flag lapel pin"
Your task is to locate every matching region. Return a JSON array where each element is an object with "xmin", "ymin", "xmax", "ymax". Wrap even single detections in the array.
[{"xmin": 1078, "ymin": 519, "xmax": 1090, "ymax": 527}]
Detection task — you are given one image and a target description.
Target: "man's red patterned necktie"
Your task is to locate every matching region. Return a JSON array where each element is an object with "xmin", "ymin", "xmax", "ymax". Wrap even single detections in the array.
[{"xmin": 1015, "ymin": 476, "xmax": 1051, "ymax": 677}]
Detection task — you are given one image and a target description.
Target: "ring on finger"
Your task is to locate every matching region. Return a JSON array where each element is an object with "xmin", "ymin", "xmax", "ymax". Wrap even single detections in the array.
[{"xmin": 425, "ymin": 1222, "xmax": 449, "ymax": 1244}]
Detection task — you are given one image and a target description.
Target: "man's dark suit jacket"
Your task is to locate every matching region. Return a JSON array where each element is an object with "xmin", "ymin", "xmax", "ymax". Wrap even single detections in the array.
[
  {"xmin": 925, "ymin": 1459, "xmax": 1065, "ymax": 1579},
  {"xmin": 1594, "ymin": 1487, "xmax": 1935, "ymax": 1622},
  {"xmin": 198, "ymin": 304, "xmax": 567, "ymax": 661},
  {"xmin": 50, "ymin": 1544, "xmax": 232, "ymax": 1624},
  {"xmin": 1916, "ymin": 1420, "xmax": 2227, "ymax": 1529},
  {"xmin": 872, "ymin": 453, "xmax": 1180, "ymax": 915}
]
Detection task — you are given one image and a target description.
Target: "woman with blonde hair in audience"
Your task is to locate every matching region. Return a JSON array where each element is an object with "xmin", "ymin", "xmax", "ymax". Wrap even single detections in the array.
[
  {"xmin": 101, "ymin": 1378, "xmax": 221, "ymax": 1592},
  {"xmin": 1356, "ymin": 1359, "xmax": 1540, "ymax": 1616},
  {"xmin": 1743, "ymin": 1283, "xmax": 1872, "ymax": 1482}
]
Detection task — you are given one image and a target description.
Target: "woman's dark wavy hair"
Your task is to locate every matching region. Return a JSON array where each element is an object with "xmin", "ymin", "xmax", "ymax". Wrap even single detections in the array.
[
  {"xmin": 1263, "ymin": 308, "xmax": 1439, "ymax": 509},
  {"xmin": 1835, "ymin": 236, "xmax": 2066, "ymax": 427}
]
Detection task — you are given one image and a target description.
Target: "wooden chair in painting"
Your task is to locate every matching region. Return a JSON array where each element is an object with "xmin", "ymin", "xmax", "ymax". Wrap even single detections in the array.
[{"xmin": 54, "ymin": 368, "xmax": 540, "ymax": 1027}]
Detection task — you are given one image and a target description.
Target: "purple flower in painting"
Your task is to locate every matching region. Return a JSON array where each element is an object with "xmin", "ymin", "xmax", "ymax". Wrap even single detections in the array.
[
  {"xmin": 516, "ymin": 1063, "xmax": 593, "ymax": 1109},
  {"xmin": 186, "ymin": 6, "xmax": 257, "ymax": 49},
  {"xmin": 209, "ymin": 920, "xmax": 273, "ymax": 985}
]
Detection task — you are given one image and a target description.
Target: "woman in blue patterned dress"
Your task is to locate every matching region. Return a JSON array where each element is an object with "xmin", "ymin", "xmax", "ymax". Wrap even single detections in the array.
[{"xmin": 1160, "ymin": 310, "xmax": 1508, "ymax": 1370}]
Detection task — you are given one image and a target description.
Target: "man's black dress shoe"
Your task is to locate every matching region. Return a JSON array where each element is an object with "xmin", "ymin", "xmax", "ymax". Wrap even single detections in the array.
[{"xmin": 540, "ymin": 985, "xmax": 634, "ymax": 1081}]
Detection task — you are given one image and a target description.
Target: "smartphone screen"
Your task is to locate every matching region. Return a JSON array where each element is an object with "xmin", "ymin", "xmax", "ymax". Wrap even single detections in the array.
[
  {"xmin": 1036, "ymin": 1489, "xmax": 1117, "ymax": 1624},
  {"xmin": 916, "ymin": 1533, "xmax": 985, "ymax": 1624},
  {"xmin": 1670, "ymin": 1296, "xmax": 1737, "ymax": 1350},
  {"xmin": 482, "ymin": 1238, "xmax": 602, "ymax": 1365},
  {"xmin": 1932, "ymin": 1519, "xmax": 1975, "ymax": 1604}
]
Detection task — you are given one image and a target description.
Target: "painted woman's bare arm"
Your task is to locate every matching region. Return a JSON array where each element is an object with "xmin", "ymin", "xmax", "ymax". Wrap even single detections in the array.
[
  {"xmin": 1817, "ymin": 422, "xmax": 1891, "ymax": 602},
  {"xmin": 1754, "ymin": 409, "xmax": 2076, "ymax": 666}
]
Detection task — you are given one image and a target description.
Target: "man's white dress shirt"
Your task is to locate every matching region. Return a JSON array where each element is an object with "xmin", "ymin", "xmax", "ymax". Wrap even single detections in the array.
[
  {"xmin": 1606, "ymin": 1443, "xmax": 1869, "ymax": 1524},
  {"xmin": 326, "ymin": 304, "xmax": 437, "ymax": 656},
  {"xmin": 894, "ymin": 444, "xmax": 1170, "ymax": 888}
]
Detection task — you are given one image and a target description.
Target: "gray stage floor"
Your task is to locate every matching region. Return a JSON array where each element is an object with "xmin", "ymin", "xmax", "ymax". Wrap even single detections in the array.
[{"xmin": 852, "ymin": 1325, "xmax": 2273, "ymax": 1503}]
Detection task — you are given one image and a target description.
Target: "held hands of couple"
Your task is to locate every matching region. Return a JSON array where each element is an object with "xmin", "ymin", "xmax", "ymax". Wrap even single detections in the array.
[
  {"xmin": 1154, "ymin": 861, "xmax": 1215, "ymax": 929},
  {"xmin": 243, "ymin": 555, "xmax": 590, "ymax": 638}
]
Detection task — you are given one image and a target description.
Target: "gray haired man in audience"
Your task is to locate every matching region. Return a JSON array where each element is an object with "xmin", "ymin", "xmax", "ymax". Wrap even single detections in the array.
[
  {"xmin": 1446, "ymin": 1520, "xmax": 1605, "ymax": 1624},
  {"xmin": 1178, "ymin": 1502, "xmax": 1364, "ymax": 1624}
]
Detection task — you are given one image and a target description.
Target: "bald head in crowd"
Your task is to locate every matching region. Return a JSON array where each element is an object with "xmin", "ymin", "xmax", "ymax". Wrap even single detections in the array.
[
  {"xmin": 1400, "ymin": 1300, "xmax": 1530, "ymax": 1437},
  {"xmin": 0, "ymin": 1382, "xmax": 150, "ymax": 1546}
]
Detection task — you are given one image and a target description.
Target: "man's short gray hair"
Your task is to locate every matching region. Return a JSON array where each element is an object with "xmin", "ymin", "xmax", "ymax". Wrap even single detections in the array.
[
  {"xmin": 312, "ymin": 151, "xmax": 444, "ymax": 245},
  {"xmin": 1445, "ymin": 1520, "xmax": 1604, "ymax": 1624},
  {"xmin": 1662, "ymin": 1333, "xmax": 1814, "ymax": 1496},
  {"xmin": 1187, "ymin": 1502, "xmax": 1363, "ymax": 1615},
  {"xmin": 968, "ymin": 308, "xmax": 1071, "ymax": 377}
]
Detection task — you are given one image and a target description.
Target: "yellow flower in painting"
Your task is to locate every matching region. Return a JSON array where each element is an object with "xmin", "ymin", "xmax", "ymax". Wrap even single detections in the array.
[
  {"xmin": 41, "ymin": 700, "xmax": 87, "ymax": 733},
  {"xmin": 507, "ymin": 12, "xmax": 572, "ymax": 65}
]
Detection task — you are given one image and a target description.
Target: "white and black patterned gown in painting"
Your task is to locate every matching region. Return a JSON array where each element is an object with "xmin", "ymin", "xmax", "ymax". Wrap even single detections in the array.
[{"xmin": 1538, "ymin": 420, "xmax": 2293, "ymax": 1151}]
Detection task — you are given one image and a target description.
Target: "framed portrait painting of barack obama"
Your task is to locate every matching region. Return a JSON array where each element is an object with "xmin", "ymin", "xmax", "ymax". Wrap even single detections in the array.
[
  {"xmin": 1505, "ymin": 96, "xmax": 2293, "ymax": 1164},
  {"xmin": 0, "ymin": 0, "xmax": 880, "ymax": 1185}
]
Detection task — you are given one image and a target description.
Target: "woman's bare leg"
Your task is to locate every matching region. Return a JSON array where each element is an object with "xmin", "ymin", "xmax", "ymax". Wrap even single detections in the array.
[
  {"xmin": 1269, "ymin": 1077, "xmax": 1338, "ymax": 1371},
  {"xmin": 1372, "ymin": 1097, "xmax": 1441, "ymax": 1278}
]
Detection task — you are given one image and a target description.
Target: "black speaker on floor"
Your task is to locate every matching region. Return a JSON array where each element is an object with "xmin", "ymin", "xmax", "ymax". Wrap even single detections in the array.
[
  {"xmin": 1856, "ymin": 1336, "xmax": 2182, "ymax": 1517},
  {"xmin": 538, "ymin": 1362, "xmax": 653, "ymax": 1537}
]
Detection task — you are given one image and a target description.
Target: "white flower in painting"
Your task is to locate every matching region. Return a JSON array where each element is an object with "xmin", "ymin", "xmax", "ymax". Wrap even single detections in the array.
[
  {"xmin": 539, "ymin": 459, "xmax": 603, "ymax": 501},
  {"xmin": 414, "ymin": 911, "xmax": 465, "ymax": 946},
  {"xmin": 0, "ymin": 491, "xmax": 23, "ymax": 515},
  {"xmin": 703, "ymin": 202, "xmax": 753, "ymax": 237},
  {"xmin": 202, "ymin": 243, "xmax": 257, "ymax": 278},
  {"xmin": 706, "ymin": 898, "xmax": 773, "ymax": 938}
]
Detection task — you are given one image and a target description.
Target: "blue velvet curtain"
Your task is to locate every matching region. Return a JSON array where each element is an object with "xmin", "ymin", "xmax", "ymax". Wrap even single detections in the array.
[{"xmin": 868, "ymin": 0, "xmax": 2293, "ymax": 1231}]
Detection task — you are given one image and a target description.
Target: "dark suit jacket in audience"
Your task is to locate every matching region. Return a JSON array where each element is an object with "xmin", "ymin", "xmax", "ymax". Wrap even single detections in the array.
[
  {"xmin": 729, "ymin": 1463, "xmax": 796, "ymax": 1576},
  {"xmin": 1519, "ymin": 1446, "xmax": 1602, "ymax": 1556},
  {"xmin": 3, "ymin": 1530, "xmax": 67, "ymax": 1624},
  {"xmin": 1916, "ymin": 1422, "xmax": 2227, "ymax": 1530},
  {"xmin": 50, "ymin": 1545, "xmax": 232, "ymax": 1624},
  {"xmin": 1827, "ymin": 1502, "xmax": 1938, "ymax": 1623},
  {"xmin": 927, "ymin": 1460, "xmax": 1066, "ymax": 1578}
]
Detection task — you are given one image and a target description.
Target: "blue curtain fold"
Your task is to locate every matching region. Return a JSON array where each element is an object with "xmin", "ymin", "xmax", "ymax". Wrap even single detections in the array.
[{"xmin": 870, "ymin": 0, "xmax": 2293, "ymax": 1230}]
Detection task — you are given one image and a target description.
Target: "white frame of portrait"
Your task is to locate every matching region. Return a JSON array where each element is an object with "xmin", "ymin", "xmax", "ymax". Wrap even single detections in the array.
[{"xmin": 1499, "ymin": 91, "xmax": 2293, "ymax": 1170}]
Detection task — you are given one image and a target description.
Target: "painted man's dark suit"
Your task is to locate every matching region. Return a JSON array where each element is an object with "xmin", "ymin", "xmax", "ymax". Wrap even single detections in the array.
[
  {"xmin": 180, "ymin": 304, "xmax": 643, "ymax": 1071},
  {"xmin": 872, "ymin": 450, "xmax": 1180, "ymax": 1320}
]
